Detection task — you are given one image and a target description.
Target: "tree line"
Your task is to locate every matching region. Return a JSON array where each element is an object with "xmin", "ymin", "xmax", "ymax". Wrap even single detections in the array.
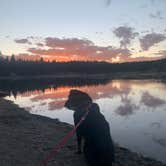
[{"xmin": 0, "ymin": 55, "xmax": 166, "ymax": 76}]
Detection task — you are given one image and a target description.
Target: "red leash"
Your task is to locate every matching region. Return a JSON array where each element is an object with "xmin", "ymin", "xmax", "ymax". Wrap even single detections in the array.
[{"xmin": 40, "ymin": 109, "xmax": 89, "ymax": 166}]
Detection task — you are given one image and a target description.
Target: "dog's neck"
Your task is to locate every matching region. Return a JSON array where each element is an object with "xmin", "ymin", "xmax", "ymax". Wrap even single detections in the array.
[{"xmin": 76, "ymin": 102, "xmax": 92, "ymax": 112}]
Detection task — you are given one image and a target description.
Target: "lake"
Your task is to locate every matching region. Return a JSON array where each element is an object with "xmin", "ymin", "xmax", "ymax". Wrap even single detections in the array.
[{"xmin": 1, "ymin": 78, "xmax": 166, "ymax": 163}]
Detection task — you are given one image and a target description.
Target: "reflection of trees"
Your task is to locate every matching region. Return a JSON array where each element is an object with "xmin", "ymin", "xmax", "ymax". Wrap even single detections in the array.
[{"xmin": 0, "ymin": 78, "xmax": 111, "ymax": 98}]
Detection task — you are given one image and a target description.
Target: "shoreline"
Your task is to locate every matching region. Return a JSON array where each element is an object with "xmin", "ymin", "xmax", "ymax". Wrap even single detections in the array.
[
  {"xmin": 0, "ymin": 72, "xmax": 166, "ymax": 80},
  {"xmin": 0, "ymin": 98, "xmax": 165, "ymax": 166}
]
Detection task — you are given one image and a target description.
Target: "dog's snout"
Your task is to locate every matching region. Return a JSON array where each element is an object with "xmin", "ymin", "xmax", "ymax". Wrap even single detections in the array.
[{"xmin": 64, "ymin": 100, "xmax": 69, "ymax": 108}]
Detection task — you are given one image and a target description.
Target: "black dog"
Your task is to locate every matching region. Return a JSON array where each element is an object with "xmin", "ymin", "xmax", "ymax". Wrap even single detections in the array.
[{"xmin": 65, "ymin": 89, "xmax": 115, "ymax": 166}]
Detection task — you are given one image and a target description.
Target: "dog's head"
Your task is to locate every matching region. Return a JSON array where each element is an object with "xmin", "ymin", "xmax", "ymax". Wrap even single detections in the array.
[{"xmin": 65, "ymin": 89, "xmax": 92, "ymax": 111}]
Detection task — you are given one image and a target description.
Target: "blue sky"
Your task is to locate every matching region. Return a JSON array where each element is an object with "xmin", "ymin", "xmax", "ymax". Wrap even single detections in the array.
[{"xmin": 0, "ymin": 0, "xmax": 166, "ymax": 62}]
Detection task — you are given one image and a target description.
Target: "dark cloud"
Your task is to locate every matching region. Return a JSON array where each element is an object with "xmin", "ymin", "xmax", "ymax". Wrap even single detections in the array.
[
  {"xmin": 27, "ymin": 36, "xmax": 34, "ymax": 39},
  {"xmin": 141, "ymin": 92, "xmax": 165, "ymax": 108},
  {"xmin": 113, "ymin": 26, "xmax": 139, "ymax": 48},
  {"xmin": 95, "ymin": 32, "xmax": 103, "ymax": 35},
  {"xmin": 155, "ymin": 50, "xmax": 166, "ymax": 57},
  {"xmin": 150, "ymin": 0, "xmax": 156, "ymax": 5},
  {"xmin": 141, "ymin": 30, "xmax": 150, "ymax": 34},
  {"xmin": 15, "ymin": 38, "xmax": 31, "ymax": 44},
  {"xmin": 129, "ymin": 56, "xmax": 163, "ymax": 62},
  {"xmin": 139, "ymin": 33, "xmax": 166, "ymax": 51},
  {"xmin": 36, "ymin": 43, "xmax": 44, "ymax": 47},
  {"xmin": 45, "ymin": 37, "xmax": 93, "ymax": 49},
  {"xmin": 150, "ymin": 11, "xmax": 163, "ymax": 20},
  {"xmin": 106, "ymin": 0, "xmax": 111, "ymax": 7}
]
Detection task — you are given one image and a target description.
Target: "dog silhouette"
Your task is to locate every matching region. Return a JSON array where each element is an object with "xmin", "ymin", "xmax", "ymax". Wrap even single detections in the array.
[{"xmin": 65, "ymin": 89, "xmax": 115, "ymax": 166}]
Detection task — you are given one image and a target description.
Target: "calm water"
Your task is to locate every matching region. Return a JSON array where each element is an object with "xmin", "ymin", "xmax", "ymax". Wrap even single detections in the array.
[{"xmin": 2, "ymin": 79, "xmax": 166, "ymax": 163}]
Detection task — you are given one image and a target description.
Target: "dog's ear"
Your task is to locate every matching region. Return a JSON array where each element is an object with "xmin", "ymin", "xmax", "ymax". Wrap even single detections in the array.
[{"xmin": 70, "ymin": 90, "xmax": 80, "ymax": 96}]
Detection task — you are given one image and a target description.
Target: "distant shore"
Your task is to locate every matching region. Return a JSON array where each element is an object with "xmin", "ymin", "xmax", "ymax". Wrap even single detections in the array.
[
  {"xmin": 0, "ymin": 98, "xmax": 165, "ymax": 166},
  {"xmin": 0, "ymin": 72, "xmax": 166, "ymax": 80}
]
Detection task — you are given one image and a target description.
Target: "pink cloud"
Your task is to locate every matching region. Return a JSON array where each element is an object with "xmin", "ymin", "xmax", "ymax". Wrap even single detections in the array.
[{"xmin": 26, "ymin": 37, "xmax": 131, "ymax": 62}]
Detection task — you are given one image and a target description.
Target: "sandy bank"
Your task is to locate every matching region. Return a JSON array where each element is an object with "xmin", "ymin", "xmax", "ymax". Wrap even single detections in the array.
[{"xmin": 0, "ymin": 98, "xmax": 165, "ymax": 166}]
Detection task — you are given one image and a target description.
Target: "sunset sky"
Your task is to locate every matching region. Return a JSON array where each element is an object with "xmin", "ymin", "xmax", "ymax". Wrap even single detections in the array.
[{"xmin": 0, "ymin": 0, "xmax": 166, "ymax": 62}]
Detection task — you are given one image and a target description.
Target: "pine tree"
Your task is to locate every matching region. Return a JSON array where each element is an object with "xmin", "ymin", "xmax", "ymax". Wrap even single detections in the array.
[{"xmin": 10, "ymin": 54, "xmax": 16, "ymax": 63}]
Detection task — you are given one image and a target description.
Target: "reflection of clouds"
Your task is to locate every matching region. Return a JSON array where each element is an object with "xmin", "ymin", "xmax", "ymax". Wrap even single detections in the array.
[
  {"xmin": 112, "ymin": 81, "xmax": 121, "ymax": 89},
  {"xmin": 115, "ymin": 96, "xmax": 139, "ymax": 116},
  {"xmin": 30, "ymin": 87, "xmax": 69, "ymax": 102},
  {"xmin": 16, "ymin": 80, "xmax": 166, "ymax": 112},
  {"xmin": 49, "ymin": 100, "xmax": 66, "ymax": 110},
  {"xmin": 28, "ymin": 80, "xmax": 132, "ymax": 110},
  {"xmin": 152, "ymin": 137, "xmax": 166, "ymax": 147},
  {"xmin": 151, "ymin": 122, "xmax": 161, "ymax": 128},
  {"xmin": 141, "ymin": 92, "xmax": 165, "ymax": 108},
  {"xmin": 24, "ymin": 106, "xmax": 32, "ymax": 111},
  {"xmin": 116, "ymin": 103, "xmax": 134, "ymax": 116},
  {"xmin": 108, "ymin": 81, "xmax": 131, "ymax": 99},
  {"xmin": 40, "ymin": 102, "xmax": 47, "ymax": 106}
]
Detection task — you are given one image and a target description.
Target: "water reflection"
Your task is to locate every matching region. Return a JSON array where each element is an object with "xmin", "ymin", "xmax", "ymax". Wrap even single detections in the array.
[
  {"xmin": 152, "ymin": 137, "xmax": 166, "ymax": 148},
  {"xmin": 1, "ymin": 79, "xmax": 166, "ymax": 163},
  {"xmin": 115, "ymin": 96, "xmax": 139, "ymax": 116},
  {"xmin": 141, "ymin": 92, "xmax": 165, "ymax": 108},
  {"xmin": 0, "ymin": 77, "xmax": 110, "ymax": 98}
]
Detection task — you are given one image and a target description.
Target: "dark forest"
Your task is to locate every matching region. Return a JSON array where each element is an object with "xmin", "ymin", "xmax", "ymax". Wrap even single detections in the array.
[{"xmin": 0, "ymin": 55, "xmax": 166, "ymax": 76}]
